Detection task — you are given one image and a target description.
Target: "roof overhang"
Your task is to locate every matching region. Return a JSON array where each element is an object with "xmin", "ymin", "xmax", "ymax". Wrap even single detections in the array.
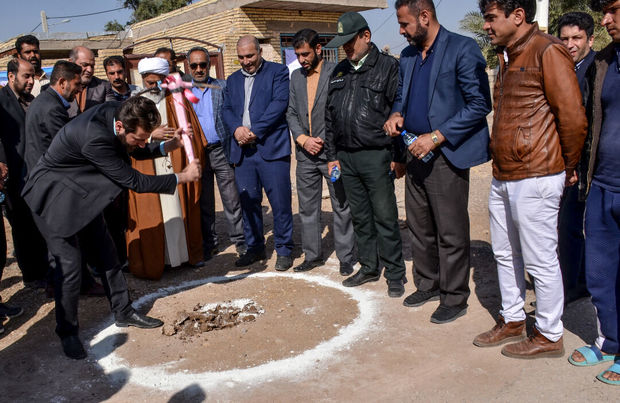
[{"xmin": 130, "ymin": 0, "xmax": 387, "ymax": 39}]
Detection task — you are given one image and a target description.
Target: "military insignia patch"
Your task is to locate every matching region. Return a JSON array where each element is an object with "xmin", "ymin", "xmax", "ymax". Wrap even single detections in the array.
[{"xmin": 338, "ymin": 22, "xmax": 343, "ymax": 34}]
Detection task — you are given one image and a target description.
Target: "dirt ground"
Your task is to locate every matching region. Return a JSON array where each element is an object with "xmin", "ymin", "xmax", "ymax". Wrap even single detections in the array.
[{"xmin": 0, "ymin": 161, "xmax": 617, "ymax": 402}]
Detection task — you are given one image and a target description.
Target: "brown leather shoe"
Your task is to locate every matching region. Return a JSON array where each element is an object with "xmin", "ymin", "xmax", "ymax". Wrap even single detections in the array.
[
  {"xmin": 501, "ymin": 327, "xmax": 564, "ymax": 359},
  {"xmin": 473, "ymin": 316, "xmax": 525, "ymax": 347}
]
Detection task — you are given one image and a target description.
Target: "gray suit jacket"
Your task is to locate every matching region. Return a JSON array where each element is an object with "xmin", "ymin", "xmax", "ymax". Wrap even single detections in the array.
[
  {"xmin": 67, "ymin": 76, "xmax": 110, "ymax": 118},
  {"xmin": 286, "ymin": 61, "xmax": 336, "ymax": 162}
]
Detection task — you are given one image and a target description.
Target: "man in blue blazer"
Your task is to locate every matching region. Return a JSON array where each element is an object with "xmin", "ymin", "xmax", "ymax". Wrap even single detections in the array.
[
  {"xmin": 222, "ymin": 35, "xmax": 293, "ymax": 270},
  {"xmin": 385, "ymin": 0, "xmax": 492, "ymax": 323}
]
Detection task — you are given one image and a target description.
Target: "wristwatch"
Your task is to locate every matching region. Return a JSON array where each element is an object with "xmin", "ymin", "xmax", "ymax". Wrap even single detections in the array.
[{"xmin": 431, "ymin": 131, "xmax": 440, "ymax": 145}]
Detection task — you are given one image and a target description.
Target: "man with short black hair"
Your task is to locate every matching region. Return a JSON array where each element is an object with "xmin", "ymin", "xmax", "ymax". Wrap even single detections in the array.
[
  {"xmin": 103, "ymin": 55, "xmax": 138, "ymax": 102},
  {"xmin": 556, "ymin": 11, "xmax": 596, "ymax": 305},
  {"xmin": 385, "ymin": 0, "xmax": 492, "ymax": 323},
  {"xmin": 0, "ymin": 58, "xmax": 50, "ymax": 289},
  {"xmin": 22, "ymin": 97, "xmax": 202, "ymax": 359},
  {"xmin": 473, "ymin": 0, "xmax": 587, "ymax": 359},
  {"xmin": 324, "ymin": 12, "xmax": 407, "ymax": 297},
  {"xmin": 15, "ymin": 35, "xmax": 49, "ymax": 97},
  {"xmin": 287, "ymin": 28, "xmax": 355, "ymax": 275},
  {"xmin": 558, "ymin": 12, "xmax": 596, "ymax": 96},
  {"xmin": 188, "ymin": 46, "xmax": 247, "ymax": 260},
  {"xmin": 24, "ymin": 60, "xmax": 83, "ymax": 173}
]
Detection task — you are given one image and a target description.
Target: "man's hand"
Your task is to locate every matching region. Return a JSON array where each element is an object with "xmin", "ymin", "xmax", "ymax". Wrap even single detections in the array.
[
  {"xmin": 234, "ymin": 127, "xmax": 256, "ymax": 146},
  {"xmin": 327, "ymin": 160, "xmax": 341, "ymax": 176},
  {"xmin": 177, "ymin": 160, "xmax": 202, "ymax": 183},
  {"xmin": 0, "ymin": 162, "xmax": 8, "ymax": 191},
  {"xmin": 303, "ymin": 137, "xmax": 324, "ymax": 155},
  {"xmin": 566, "ymin": 169, "xmax": 578, "ymax": 187},
  {"xmin": 408, "ymin": 133, "xmax": 436, "ymax": 160},
  {"xmin": 163, "ymin": 127, "xmax": 184, "ymax": 153},
  {"xmin": 391, "ymin": 162, "xmax": 406, "ymax": 179},
  {"xmin": 383, "ymin": 113, "xmax": 404, "ymax": 137},
  {"xmin": 150, "ymin": 125, "xmax": 176, "ymax": 141}
]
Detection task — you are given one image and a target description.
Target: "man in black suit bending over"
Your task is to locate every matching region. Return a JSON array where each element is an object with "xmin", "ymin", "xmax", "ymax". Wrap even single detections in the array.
[{"xmin": 22, "ymin": 97, "xmax": 201, "ymax": 359}]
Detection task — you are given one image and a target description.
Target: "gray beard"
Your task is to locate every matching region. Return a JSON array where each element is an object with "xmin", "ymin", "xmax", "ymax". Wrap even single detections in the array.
[{"xmin": 139, "ymin": 89, "xmax": 165, "ymax": 104}]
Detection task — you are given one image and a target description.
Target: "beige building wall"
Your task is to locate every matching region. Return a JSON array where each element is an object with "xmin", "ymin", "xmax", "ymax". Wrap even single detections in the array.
[{"xmin": 131, "ymin": 7, "xmax": 341, "ymax": 77}]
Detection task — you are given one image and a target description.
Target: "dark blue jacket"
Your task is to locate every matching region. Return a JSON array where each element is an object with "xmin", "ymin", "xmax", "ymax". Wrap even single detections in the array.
[
  {"xmin": 392, "ymin": 26, "xmax": 492, "ymax": 169},
  {"xmin": 221, "ymin": 61, "xmax": 290, "ymax": 164}
]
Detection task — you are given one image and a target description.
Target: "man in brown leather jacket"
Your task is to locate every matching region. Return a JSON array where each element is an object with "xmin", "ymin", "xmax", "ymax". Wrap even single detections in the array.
[{"xmin": 473, "ymin": 0, "xmax": 587, "ymax": 359}]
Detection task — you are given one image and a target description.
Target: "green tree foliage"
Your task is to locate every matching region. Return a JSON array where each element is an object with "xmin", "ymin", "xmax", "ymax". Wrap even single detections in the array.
[
  {"xmin": 459, "ymin": 10, "xmax": 498, "ymax": 69},
  {"xmin": 459, "ymin": 0, "xmax": 611, "ymax": 69},
  {"xmin": 104, "ymin": 20, "xmax": 126, "ymax": 32},
  {"xmin": 105, "ymin": 0, "xmax": 193, "ymax": 30}
]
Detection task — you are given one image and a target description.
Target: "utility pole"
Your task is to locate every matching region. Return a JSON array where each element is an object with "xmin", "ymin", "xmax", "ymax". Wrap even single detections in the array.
[
  {"xmin": 41, "ymin": 10, "xmax": 48, "ymax": 33},
  {"xmin": 535, "ymin": 0, "xmax": 549, "ymax": 33}
]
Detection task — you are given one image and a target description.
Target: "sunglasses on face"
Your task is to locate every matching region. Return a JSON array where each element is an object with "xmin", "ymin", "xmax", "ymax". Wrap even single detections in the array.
[{"xmin": 189, "ymin": 62, "xmax": 208, "ymax": 70}]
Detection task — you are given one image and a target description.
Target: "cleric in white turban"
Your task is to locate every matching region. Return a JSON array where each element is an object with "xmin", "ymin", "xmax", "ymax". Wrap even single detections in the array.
[{"xmin": 137, "ymin": 57, "xmax": 170, "ymax": 76}]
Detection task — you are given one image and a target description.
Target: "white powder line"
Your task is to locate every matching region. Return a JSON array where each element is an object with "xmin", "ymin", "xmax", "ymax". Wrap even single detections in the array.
[{"xmin": 89, "ymin": 272, "xmax": 380, "ymax": 392}]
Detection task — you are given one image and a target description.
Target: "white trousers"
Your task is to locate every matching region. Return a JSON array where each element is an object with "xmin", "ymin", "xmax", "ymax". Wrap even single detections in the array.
[{"xmin": 488, "ymin": 173, "xmax": 565, "ymax": 341}]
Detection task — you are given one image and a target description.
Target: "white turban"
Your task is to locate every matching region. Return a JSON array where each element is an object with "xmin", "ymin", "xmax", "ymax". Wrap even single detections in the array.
[{"xmin": 138, "ymin": 57, "xmax": 169, "ymax": 76}]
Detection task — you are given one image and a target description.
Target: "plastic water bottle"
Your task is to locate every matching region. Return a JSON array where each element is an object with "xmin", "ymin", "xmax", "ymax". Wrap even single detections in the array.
[
  {"xmin": 401, "ymin": 130, "xmax": 433, "ymax": 163},
  {"xmin": 330, "ymin": 166, "xmax": 341, "ymax": 183}
]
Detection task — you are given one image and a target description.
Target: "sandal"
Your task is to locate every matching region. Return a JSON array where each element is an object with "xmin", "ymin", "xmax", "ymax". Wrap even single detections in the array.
[
  {"xmin": 568, "ymin": 345, "xmax": 618, "ymax": 367},
  {"xmin": 596, "ymin": 362, "xmax": 620, "ymax": 386}
]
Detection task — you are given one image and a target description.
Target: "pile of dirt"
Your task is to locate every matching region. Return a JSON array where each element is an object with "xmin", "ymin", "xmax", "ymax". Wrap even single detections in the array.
[{"xmin": 162, "ymin": 299, "xmax": 264, "ymax": 339}]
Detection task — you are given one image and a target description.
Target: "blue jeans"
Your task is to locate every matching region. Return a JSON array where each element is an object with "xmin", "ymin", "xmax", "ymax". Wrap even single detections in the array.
[{"xmin": 585, "ymin": 183, "xmax": 620, "ymax": 354}]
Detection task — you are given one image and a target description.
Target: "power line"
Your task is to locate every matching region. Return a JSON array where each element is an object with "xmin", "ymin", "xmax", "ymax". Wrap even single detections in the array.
[{"xmin": 47, "ymin": 7, "xmax": 125, "ymax": 20}]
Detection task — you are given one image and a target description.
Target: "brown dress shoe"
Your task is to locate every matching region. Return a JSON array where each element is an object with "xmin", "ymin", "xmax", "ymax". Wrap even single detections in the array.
[
  {"xmin": 473, "ymin": 316, "xmax": 525, "ymax": 347},
  {"xmin": 501, "ymin": 327, "xmax": 564, "ymax": 359}
]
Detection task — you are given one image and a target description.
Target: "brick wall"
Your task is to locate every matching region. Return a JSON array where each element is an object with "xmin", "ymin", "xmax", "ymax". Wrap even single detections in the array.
[{"xmin": 131, "ymin": 7, "xmax": 341, "ymax": 77}]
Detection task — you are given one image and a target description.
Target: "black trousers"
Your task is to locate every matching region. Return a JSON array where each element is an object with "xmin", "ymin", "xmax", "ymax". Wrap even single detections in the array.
[
  {"xmin": 0, "ymin": 207, "xmax": 6, "ymax": 283},
  {"xmin": 34, "ymin": 213, "xmax": 133, "ymax": 338},
  {"xmin": 5, "ymin": 193, "xmax": 50, "ymax": 283},
  {"xmin": 405, "ymin": 152, "xmax": 471, "ymax": 307}
]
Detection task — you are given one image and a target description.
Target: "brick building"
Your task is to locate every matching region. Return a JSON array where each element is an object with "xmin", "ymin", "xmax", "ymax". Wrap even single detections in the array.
[{"xmin": 0, "ymin": 0, "xmax": 385, "ymax": 83}]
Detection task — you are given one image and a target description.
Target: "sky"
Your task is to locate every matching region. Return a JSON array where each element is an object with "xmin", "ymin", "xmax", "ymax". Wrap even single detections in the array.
[{"xmin": 1, "ymin": 0, "xmax": 481, "ymax": 53}]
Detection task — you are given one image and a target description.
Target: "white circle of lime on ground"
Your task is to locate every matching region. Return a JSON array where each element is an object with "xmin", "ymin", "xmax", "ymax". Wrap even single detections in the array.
[{"xmin": 90, "ymin": 271, "xmax": 379, "ymax": 391}]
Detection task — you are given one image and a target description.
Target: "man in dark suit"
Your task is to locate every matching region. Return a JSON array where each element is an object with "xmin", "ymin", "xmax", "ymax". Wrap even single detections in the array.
[
  {"xmin": 22, "ymin": 97, "xmax": 202, "ymax": 359},
  {"xmin": 286, "ymin": 29, "xmax": 355, "ymax": 274},
  {"xmin": 222, "ymin": 35, "xmax": 293, "ymax": 270},
  {"xmin": 385, "ymin": 0, "xmax": 492, "ymax": 323},
  {"xmin": 556, "ymin": 12, "xmax": 596, "ymax": 304},
  {"xmin": 24, "ymin": 61, "xmax": 83, "ymax": 173},
  {"xmin": 0, "ymin": 58, "xmax": 49, "ymax": 288},
  {"xmin": 67, "ymin": 46, "xmax": 110, "ymax": 118},
  {"xmin": 188, "ymin": 47, "xmax": 246, "ymax": 260}
]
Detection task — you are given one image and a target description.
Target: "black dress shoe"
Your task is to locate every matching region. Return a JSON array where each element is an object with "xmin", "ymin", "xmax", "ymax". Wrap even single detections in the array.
[
  {"xmin": 403, "ymin": 289, "xmax": 440, "ymax": 307},
  {"xmin": 430, "ymin": 304, "xmax": 468, "ymax": 324},
  {"xmin": 115, "ymin": 311, "xmax": 163, "ymax": 329},
  {"xmin": 61, "ymin": 335, "xmax": 87, "ymax": 360},
  {"xmin": 235, "ymin": 250, "xmax": 267, "ymax": 267},
  {"xmin": 203, "ymin": 246, "xmax": 219, "ymax": 262},
  {"xmin": 387, "ymin": 277, "xmax": 407, "ymax": 298},
  {"xmin": 275, "ymin": 255, "xmax": 293, "ymax": 271},
  {"xmin": 235, "ymin": 243, "xmax": 248, "ymax": 256},
  {"xmin": 0, "ymin": 302, "xmax": 24, "ymax": 319},
  {"xmin": 293, "ymin": 259, "xmax": 324, "ymax": 272},
  {"xmin": 342, "ymin": 269, "xmax": 381, "ymax": 287},
  {"xmin": 339, "ymin": 261, "xmax": 354, "ymax": 276}
]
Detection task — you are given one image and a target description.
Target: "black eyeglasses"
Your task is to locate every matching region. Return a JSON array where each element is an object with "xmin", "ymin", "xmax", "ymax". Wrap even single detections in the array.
[{"xmin": 189, "ymin": 62, "xmax": 208, "ymax": 70}]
